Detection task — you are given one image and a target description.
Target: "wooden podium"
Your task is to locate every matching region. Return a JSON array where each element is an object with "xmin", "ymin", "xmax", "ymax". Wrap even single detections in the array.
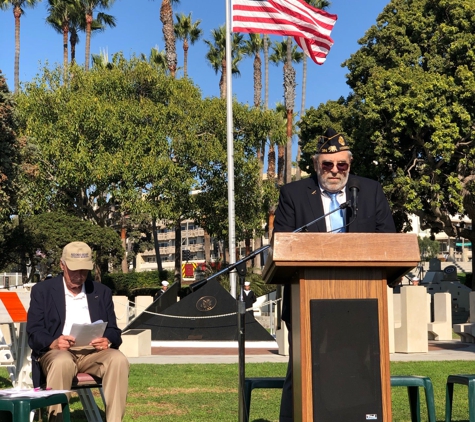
[{"xmin": 263, "ymin": 233, "xmax": 420, "ymax": 422}]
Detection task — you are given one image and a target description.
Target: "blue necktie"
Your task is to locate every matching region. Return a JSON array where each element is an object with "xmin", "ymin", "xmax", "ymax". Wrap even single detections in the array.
[{"xmin": 327, "ymin": 191, "xmax": 345, "ymax": 233}]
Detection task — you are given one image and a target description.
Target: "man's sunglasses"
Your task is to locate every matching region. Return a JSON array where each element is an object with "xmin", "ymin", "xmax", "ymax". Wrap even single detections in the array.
[{"xmin": 321, "ymin": 161, "xmax": 350, "ymax": 172}]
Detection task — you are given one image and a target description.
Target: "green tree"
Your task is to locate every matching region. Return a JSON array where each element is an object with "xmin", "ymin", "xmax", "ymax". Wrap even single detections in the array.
[
  {"xmin": 4, "ymin": 212, "xmax": 123, "ymax": 280},
  {"xmin": 0, "ymin": 71, "xmax": 22, "ymax": 269},
  {"xmin": 298, "ymin": 0, "xmax": 475, "ymax": 275},
  {"xmin": 0, "ymin": 0, "xmax": 42, "ymax": 93},
  {"xmin": 192, "ymin": 99, "xmax": 281, "ymax": 254},
  {"xmin": 345, "ymin": 0, "xmax": 475, "ymax": 261},
  {"xmin": 205, "ymin": 25, "xmax": 244, "ymax": 99},
  {"xmin": 14, "ymin": 58, "xmax": 203, "ymax": 282},
  {"xmin": 298, "ymin": 97, "xmax": 351, "ymax": 175},
  {"xmin": 0, "ymin": 71, "xmax": 20, "ymax": 223},
  {"xmin": 15, "ymin": 57, "xmax": 279, "ymax": 282},
  {"xmin": 174, "ymin": 12, "xmax": 202, "ymax": 78},
  {"xmin": 17, "ymin": 56, "xmax": 181, "ymax": 203},
  {"xmin": 418, "ymin": 236, "xmax": 440, "ymax": 262},
  {"xmin": 69, "ymin": 6, "xmax": 109, "ymax": 64}
]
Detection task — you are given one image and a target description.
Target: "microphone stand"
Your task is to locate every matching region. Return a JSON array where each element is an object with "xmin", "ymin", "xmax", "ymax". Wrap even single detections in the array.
[
  {"xmin": 187, "ymin": 200, "xmax": 352, "ymax": 422},
  {"xmin": 189, "ymin": 200, "xmax": 351, "ymax": 292},
  {"xmin": 236, "ymin": 262, "xmax": 247, "ymax": 422}
]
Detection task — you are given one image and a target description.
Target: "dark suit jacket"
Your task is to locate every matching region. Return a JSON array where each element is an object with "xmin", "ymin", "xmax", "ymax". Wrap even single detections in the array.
[
  {"xmin": 26, "ymin": 275, "xmax": 122, "ymax": 387},
  {"xmin": 273, "ymin": 174, "xmax": 396, "ymax": 323},
  {"xmin": 243, "ymin": 290, "xmax": 257, "ymax": 311}
]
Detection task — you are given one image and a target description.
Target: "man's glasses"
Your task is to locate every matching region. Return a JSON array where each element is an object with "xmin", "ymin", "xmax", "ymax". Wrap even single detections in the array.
[{"xmin": 321, "ymin": 161, "xmax": 350, "ymax": 172}]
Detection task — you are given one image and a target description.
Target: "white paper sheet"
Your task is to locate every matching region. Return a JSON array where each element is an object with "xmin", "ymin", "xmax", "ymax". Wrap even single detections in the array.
[
  {"xmin": 0, "ymin": 388, "xmax": 71, "ymax": 398},
  {"xmin": 69, "ymin": 320, "xmax": 107, "ymax": 347}
]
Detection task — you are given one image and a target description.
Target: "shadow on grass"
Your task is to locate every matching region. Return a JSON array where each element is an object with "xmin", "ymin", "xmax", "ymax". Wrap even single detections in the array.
[
  {"xmin": 69, "ymin": 394, "xmax": 106, "ymax": 422},
  {"xmin": 0, "ymin": 375, "xmax": 12, "ymax": 388}
]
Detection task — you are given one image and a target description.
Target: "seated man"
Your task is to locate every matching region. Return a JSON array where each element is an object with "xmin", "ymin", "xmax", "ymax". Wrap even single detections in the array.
[{"xmin": 26, "ymin": 241, "xmax": 129, "ymax": 422}]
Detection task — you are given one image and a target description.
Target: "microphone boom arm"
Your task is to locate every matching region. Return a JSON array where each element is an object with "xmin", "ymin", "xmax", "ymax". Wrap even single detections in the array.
[{"xmin": 189, "ymin": 201, "xmax": 351, "ymax": 291}]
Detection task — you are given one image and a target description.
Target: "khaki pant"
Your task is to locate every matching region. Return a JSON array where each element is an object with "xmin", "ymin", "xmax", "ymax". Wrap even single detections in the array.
[{"xmin": 40, "ymin": 348, "xmax": 129, "ymax": 422}]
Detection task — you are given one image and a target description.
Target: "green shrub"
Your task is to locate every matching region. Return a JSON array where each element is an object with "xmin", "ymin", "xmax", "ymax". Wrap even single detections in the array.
[{"xmin": 102, "ymin": 270, "xmax": 173, "ymax": 298}]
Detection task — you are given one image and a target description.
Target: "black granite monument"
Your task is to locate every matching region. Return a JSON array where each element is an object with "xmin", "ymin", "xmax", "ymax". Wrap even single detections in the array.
[{"xmin": 124, "ymin": 279, "xmax": 274, "ymax": 342}]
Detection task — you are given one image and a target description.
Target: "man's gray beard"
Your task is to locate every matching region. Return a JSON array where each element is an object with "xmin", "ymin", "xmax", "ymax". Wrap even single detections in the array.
[{"xmin": 317, "ymin": 170, "xmax": 349, "ymax": 192}]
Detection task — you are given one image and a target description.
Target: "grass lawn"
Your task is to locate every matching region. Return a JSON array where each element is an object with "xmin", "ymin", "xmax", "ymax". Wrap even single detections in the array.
[{"xmin": 1, "ymin": 361, "xmax": 475, "ymax": 421}]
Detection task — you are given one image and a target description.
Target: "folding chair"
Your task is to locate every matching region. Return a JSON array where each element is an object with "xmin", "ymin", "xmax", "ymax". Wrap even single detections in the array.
[{"xmin": 71, "ymin": 373, "xmax": 106, "ymax": 422}]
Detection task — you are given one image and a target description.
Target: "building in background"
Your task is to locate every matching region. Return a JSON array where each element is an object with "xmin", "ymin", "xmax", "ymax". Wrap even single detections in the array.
[
  {"xmin": 408, "ymin": 214, "xmax": 472, "ymax": 263},
  {"xmin": 135, "ymin": 219, "xmax": 269, "ymax": 280}
]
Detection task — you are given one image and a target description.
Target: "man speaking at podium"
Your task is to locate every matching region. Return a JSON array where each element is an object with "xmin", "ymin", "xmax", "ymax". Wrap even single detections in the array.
[{"xmin": 274, "ymin": 128, "xmax": 396, "ymax": 422}]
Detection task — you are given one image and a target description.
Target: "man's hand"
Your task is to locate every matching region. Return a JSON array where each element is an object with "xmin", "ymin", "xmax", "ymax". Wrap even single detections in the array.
[
  {"xmin": 50, "ymin": 335, "xmax": 76, "ymax": 350},
  {"xmin": 90, "ymin": 337, "xmax": 110, "ymax": 352}
]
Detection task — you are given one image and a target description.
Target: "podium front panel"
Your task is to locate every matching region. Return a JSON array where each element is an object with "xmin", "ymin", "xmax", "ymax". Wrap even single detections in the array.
[
  {"xmin": 291, "ymin": 267, "xmax": 391, "ymax": 422},
  {"xmin": 310, "ymin": 299, "xmax": 383, "ymax": 421}
]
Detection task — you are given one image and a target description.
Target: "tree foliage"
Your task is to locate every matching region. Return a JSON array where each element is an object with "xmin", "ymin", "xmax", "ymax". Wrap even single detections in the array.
[
  {"xmin": 14, "ymin": 57, "xmax": 281, "ymax": 274},
  {"xmin": 299, "ymin": 0, "xmax": 475, "ymax": 275},
  {"xmin": 5, "ymin": 212, "xmax": 123, "ymax": 278},
  {"xmin": 418, "ymin": 235, "xmax": 440, "ymax": 262},
  {"xmin": 16, "ymin": 56, "xmax": 193, "ymax": 225},
  {"xmin": 0, "ymin": 71, "xmax": 20, "ymax": 223},
  {"xmin": 189, "ymin": 99, "xmax": 281, "ymax": 245}
]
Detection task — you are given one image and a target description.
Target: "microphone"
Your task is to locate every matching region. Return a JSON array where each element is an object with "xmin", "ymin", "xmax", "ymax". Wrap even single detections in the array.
[{"xmin": 349, "ymin": 180, "xmax": 360, "ymax": 218}]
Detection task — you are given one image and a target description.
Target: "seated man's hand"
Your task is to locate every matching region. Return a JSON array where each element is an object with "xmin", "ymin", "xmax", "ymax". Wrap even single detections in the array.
[
  {"xmin": 89, "ymin": 337, "xmax": 110, "ymax": 352},
  {"xmin": 50, "ymin": 335, "xmax": 76, "ymax": 350}
]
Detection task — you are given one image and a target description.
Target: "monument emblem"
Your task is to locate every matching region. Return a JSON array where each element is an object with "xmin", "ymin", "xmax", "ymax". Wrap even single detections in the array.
[{"xmin": 196, "ymin": 296, "xmax": 217, "ymax": 311}]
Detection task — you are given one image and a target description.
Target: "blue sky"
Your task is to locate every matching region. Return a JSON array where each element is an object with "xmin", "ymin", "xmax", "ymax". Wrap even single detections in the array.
[{"xmin": 0, "ymin": 0, "xmax": 389, "ymax": 112}]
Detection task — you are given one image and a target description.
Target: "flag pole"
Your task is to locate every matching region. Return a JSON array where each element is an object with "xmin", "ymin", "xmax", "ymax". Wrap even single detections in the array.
[
  {"xmin": 227, "ymin": 2, "xmax": 246, "ymax": 421},
  {"xmin": 226, "ymin": 0, "xmax": 237, "ymax": 299}
]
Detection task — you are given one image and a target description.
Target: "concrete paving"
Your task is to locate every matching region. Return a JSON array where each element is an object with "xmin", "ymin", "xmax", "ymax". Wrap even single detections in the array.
[{"xmin": 127, "ymin": 340, "xmax": 475, "ymax": 364}]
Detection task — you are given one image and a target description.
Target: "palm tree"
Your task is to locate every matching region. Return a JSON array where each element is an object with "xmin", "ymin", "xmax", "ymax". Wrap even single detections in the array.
[
  {"xmin": 0, "ymin": 0, "xmax": 41, "ymax": 93},
  {"xmin": 295, "ymin": 0, "xmax": 331, "ymax": 180},
  {"xmin": 205, "ymin": 25, "xmax": 244, "ymax": 99},
  {"xmin": 263, "ymin": 34, "xmax": 274, "ymax": 178},
  {"xmin": 91, "ymin": 47, "xmax": 111, "ymax": 69},
  {"xmin": 242, "ymin": 33, "xmax": 263, "ymax": 108},
  {"xmin": 174, "ymin": 12, "xmax": 202, "ymax": 78},
  {"xmin": 140, "ymin": 46, "xmax": 168, "ymax": 72},
  {"xmin": 270, "ymin": 39, "xmax": 303, "ymax": 185},
  {"xmin": 46, "ymin": 0, "xmax": 82, "ymax": 76},
  {"xmin": 68, "ymin": 11, "xmax": 107, "ymax": 64},
  {"xmin": 80, "ymin": 0, "xmax": 116, "ymax": 71},
  {"xmin": 159, "ymin": 0, "xmax": 179, "ymax": 77},
  {"xmin": 242, "ymin": 33, "xmax": 265, "ymax": 268},
  {"xmin": 158, "ymin": 0, "xmax": 181, "ymax": 283},
  {"xmin": 271, "ymin": 102, "xmax": 295, "ymax": 185},
  {"xmin": 263, "ymin": 35, "xmax": 270, "ymax": 110}
]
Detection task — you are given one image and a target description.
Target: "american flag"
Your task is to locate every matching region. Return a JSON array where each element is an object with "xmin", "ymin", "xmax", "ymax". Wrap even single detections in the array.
[{"xmin": 232, "ymin": 0, "xmax": 337, "ymax": 65}]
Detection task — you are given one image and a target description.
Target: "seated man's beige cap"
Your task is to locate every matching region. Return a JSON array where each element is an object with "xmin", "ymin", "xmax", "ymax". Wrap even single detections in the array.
[{"xmin": 62, "ymin": 242, "xmax": 94, "ymax": 271}]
